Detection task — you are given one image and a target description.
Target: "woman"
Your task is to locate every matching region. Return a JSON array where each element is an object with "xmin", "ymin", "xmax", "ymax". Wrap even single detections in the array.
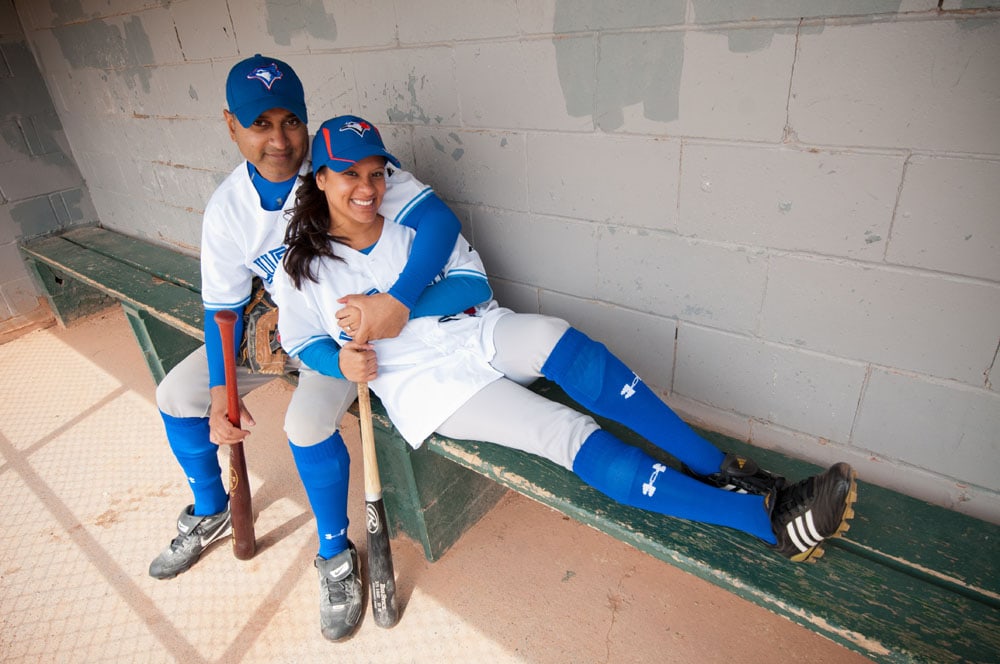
[{"xmin": 273, "ymin": 115, "xmax": 859, "ymax": 637}]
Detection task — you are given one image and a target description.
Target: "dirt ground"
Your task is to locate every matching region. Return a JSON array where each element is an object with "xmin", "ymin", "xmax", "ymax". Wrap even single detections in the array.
[{"xmin": 0, "ymin": 307, "xmax": 873, "ymax": 663}]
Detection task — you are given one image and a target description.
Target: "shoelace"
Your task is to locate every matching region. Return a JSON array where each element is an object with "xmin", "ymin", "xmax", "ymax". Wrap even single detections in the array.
[{"xmin": 774, "ymin": 476, "xmax": 815, "ymax": 516}]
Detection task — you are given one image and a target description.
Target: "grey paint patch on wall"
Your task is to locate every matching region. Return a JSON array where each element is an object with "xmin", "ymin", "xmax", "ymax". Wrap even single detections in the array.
[
  {"xmin": 553, "ymin": 1, "xmax": 686, "ymax": 129},
  {"xmin": 22, "ymin": 112, "xmax": 64, "ymax": 155},
  {"xmin": 1, "ymin": 120, "xmax": 30, "ymax": 159},
  {"xmin": 265, "ymin": 0, "xmax": 337, "ymax": 46},
  {"xmin": 595, "ymin": 31, "xmax": 684, "ymax": 131},
  {"xmin": 50, "ymin": 0, "xmax": 87, "ymax": 23},
  {"xmin": 728, "ymin": 29, "xmax": 777, "ymax": 53},
  {"xmin": 690, "ymin": 0, "xmax": 903, "ymax": 23},
  {"xmin": 51, "ymin": 17, "xmax": 153, "ymax": 93},
  {"xmin": 387, "ymin": 74, "xmax": 432, "ymax": 124},
  {"xmin": 9, "ymin": 195, "xmax": 61, "ymax": 237},
  {"xmin": 552, "ymin": 1, "xmax": 686, "ymax": 33},
  {"xmin": 0, "ymin": 41, "xmax": 56, "ymax": 118},
  {"xmin": 958, "ymin": 16, "xmax": 999, "ymax": 32}
]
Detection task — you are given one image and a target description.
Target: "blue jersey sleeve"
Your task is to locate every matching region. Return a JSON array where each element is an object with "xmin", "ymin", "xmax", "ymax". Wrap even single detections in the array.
[
  {"xmin": 204, "ymin": 308, "xmax": 244, "ymax": 388},
  {"xmin": 388, "ymin": 193, "xmax": 461, "ymax": 309},
  {"xmin": 410, "ymin": 275, "xmax": 492, "ymax": 319},
  {"xmin": 297, "ymin": 337, "xmax": 346, "ymax": 379}
]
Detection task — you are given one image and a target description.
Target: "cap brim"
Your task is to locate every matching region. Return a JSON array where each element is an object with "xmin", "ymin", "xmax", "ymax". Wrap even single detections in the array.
[
  {"xmin": 232, "ymin": 99, "xmax": 308, "ymax": 128},
  {"xmin": 316, "ymin": 147, "xmax": 401, "ymax": 174}
]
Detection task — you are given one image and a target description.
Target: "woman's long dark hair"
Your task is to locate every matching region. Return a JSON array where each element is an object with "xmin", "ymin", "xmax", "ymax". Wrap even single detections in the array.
[{"xmin": 282, "ymin": 171, "xmax": 346, "ymax": 289}]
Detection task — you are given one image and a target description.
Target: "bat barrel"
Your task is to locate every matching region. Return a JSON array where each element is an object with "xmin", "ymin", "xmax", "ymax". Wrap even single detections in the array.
[{"xmin": 357, "ymin": 382, "xmax": 399, "ymax": 628}]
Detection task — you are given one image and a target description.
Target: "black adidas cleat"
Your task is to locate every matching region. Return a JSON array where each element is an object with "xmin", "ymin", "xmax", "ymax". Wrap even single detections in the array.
[
  {"xmin": 767, "ymin": 462, "xmax": 858, "ymax": 563},
  {"xmin": 684, "ymin": 452, "xmax": 786, "ymax": 496}
]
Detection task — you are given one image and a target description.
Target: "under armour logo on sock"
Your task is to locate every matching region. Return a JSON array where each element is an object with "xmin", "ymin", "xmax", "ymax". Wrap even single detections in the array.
[
  {"xmin": 642, "ymin": 463, "xmax": 667, "ymax": 496},
  {"xmin": 621, "ymin": 374, "xmax": 641, "ymax": 399}
]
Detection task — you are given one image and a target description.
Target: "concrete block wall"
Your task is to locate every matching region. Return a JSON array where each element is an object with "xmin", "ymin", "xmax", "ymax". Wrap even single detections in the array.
[
  {"xmin": 9, "ymin": 0, "xmax": 999, "ymax": 522},
  {"xmin": 0, "ymin": 0, "xmax": 96, "ymax": 334}
]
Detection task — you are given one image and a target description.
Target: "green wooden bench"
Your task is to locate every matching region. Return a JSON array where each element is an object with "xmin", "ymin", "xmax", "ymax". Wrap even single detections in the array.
[
  {"xmin": 20, "ymin": 224, "xmax": 204, "ymax": 383},
  {"xmin": 21, "ymin": 225, "xmax": 1000, "ymax": 664}
]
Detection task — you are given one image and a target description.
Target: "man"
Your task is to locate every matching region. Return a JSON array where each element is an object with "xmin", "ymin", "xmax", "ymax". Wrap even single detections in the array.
[{"xmin": 150, "ymin": 54, "xmax": 462, "ymax": 642}]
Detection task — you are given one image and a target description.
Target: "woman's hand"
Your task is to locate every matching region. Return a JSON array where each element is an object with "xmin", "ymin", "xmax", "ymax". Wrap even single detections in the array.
[
  {"xmin": 338, "ymin": 339, "xmax": 378, "ymax": 383},
  {"xmin": 336, "ymin": 293, "xmax": 409, "ymax": 343}
]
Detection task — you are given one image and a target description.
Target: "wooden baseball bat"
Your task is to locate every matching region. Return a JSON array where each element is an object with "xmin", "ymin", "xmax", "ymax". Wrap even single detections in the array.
[
  {"xmin": 215, "ymin": 309, "xmax": 256, "ymax": 560},
  {"xmin": 357, "ymin": 381, "xmax": 399, "ymax": 628}
]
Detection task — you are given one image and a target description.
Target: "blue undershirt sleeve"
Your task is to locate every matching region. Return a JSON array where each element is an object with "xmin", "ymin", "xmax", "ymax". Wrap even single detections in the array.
[
  {"xmin": 204, "ymin": 308, "xmax": 244, "ymax": 389},
  {"xmin": 409, "ymin": 276, "xmax": 492, "ymax": 319},
  {"xmin": 387, "ymin": 194, "xmax": 461, "ymax": 309},
  {"xmin": 297, "ymin": 338, "xmax": 346, "ymax": 379}
]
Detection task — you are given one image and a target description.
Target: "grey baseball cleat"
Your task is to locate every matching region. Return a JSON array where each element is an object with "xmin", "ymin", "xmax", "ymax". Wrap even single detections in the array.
[
  {"xmin": 316, "ymin": 541, "xmax": 364, "ymax": 641},
  {"xmin": 149, "ymin": 504, "xmax": 231, "ymax": 579}
]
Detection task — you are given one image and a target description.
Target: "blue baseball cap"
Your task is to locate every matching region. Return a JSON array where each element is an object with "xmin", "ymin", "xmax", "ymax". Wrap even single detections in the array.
[
  {"xmin": 226, "ymin": 54, "xmax": 307, "ymax": 128},
  {"xmin": 312, "ymin": 115, "xmax": 402, "ymax": 175}
]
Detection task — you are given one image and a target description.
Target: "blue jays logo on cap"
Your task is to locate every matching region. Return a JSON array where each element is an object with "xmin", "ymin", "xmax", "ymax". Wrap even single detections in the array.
[
  {"xmin": 247, "ymin": 62, "xmax": 283, "ymax": 90},
  {"xmin": 341, "ymin": 120, "xmax": 373, "ymax": 137}
]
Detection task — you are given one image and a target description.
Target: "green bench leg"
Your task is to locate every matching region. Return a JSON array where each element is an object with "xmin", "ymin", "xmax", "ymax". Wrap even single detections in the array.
[
  {"xmin": 370, "ymin": 411, "xmax": 508, "ymax": 562},
  {"xmin": 121, "ymin": 303, "xmax": 201, "ymax": 385},
  {"xmin": 24, "ymin": 258, "xmax": 115, "ymax": 327}
]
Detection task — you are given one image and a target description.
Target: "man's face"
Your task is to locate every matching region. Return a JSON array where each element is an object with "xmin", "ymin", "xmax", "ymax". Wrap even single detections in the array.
[{"xmin": 224, "ymin": 107, "xmax": 308, "ymax": 182}]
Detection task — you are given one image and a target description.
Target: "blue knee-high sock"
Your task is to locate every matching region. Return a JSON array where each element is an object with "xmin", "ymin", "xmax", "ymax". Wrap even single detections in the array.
[
  {"xmin": 572, "ymin": 430, "xmax": 775, "ymax": 542},
  {"xmin": 160, "ymin": 411, "xmax": 228, "ymax": 516},
  {"xmin": 542, "ymin": 327, "xmax": 725, "ymax": 476},
  {"xmin": 290, "ymin": 433, "xmax": 351, "ymax": 559}
]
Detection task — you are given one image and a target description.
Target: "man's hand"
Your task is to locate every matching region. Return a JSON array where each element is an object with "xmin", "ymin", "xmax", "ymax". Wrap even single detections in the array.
[
  {"xmin": 338, "ymin": 339, "xmax": 378, "ymax": 383},
  {"xmin": 337, "ymin": 293, "xmax": 409, "ymax": 343},
  {"xmin": 208, "ymin": 385, "xmax": 255, "ymax": 446}
]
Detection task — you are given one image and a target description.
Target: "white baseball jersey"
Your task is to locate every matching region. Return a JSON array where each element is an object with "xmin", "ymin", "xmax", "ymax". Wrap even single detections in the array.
[
  {"xmin": 200, "ymin": 156, "xmax": 433, "ymax": 310},
  {"xmin": 273, "ymin": 221, "xmax": 511, "ymax": 448}
]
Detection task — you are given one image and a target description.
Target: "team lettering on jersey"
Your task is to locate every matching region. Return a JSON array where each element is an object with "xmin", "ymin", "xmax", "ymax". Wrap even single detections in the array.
[{"xmin": 252, "ymin": 246, "xmax": 287, "ymax": 284}]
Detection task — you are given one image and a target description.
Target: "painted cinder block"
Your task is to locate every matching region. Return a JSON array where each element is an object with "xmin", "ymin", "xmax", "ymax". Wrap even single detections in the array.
[
  {"xmin": 229, "ymin": 0, "xmax": 396, "ymax": 52},
  {"xmin": 689, "ymin": 0, "xmax": 923, "ymax": 23},
  {"xmin": 540, "ymin": 289, "xmax": 678, "ymax": 392},
  {"xmin": 411, "ymin": 127, "xmax": 527, "ymax": 211},
  {"xmin": 295, "ymin": 54, "xmax": 356, "ymax": 124},
  {"xmin": 601, "ymin": 27, "xmax": 795, "ymax": 141},
  {"xmin": 472, "ymin": 208, "xmax": 598, "ymax": 299},
  {"xmin": 134, "ymin": 6, "xmax": 185, "ymax": 65},
  {"xmin": 149, "ymin": 162, "xmax": 220, "ymax": 213},
  {"xmin": 790, "ymin": 18, "xmax": 1000, "ymax": 153},
  {"xmin": 161, "ymin": 117, "xmax": 239, "ymax": 174},
  {"xmin": 853, "ymin": 367, "xmax": 1000, "ymax": 491},
  {"xmin": 889, "ymin": 156, "xmax": 1000, "ymax": 282},
  {"xmin": 0, "ymin": 40, "xmax": 54, "ymax": 117},
  {"xmin": 679, "ymin": 142, "xmax": 904, "ymax": 259},
  {"xmin": 354, "ymin": 47, "xmax": 460, "ymax": 127},
  {"xmin": 456, "ymin": 38, "xmax": 595, "ymax": 131},
  {"xmin": 527, "ymin": 132, "xmax": 680, "ymax": 229},
  {"xmin": 597, "ymin": 228, "xmax": 768, "ymax": 334},
  {"xmin": 760, "ymin": 254, "xmax": 1000, "ymax": 386},
  {"xmin": 151, "ymin": 62, "xmax": 219, "ymax": 120},
  {"xmin": 170, "ymin": 0, "xmax": 237, "ymax": 61},
  {"xmin": 674, "ymin": 323, "xmax": 867, "ymax": 442},
  {"xmin": 2, "ymin": 152, "xmax": 83, "ymax": 200},
  {"xmin": 547, "ymin": 1, "xmax": 687, "ymax": 33},
  {"xmin": 396, "ymin": 0, "xmax": 520, "ymax": 44},
  {"xmin": 489, "ymin": 277, "xmax": 540, "ymax": 315}
]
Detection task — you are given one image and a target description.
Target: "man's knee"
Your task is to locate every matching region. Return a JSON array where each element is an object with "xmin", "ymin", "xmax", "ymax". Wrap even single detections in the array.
[{"xmin": 285, "ymin": 374, "xmax": 355, "ymax": 445}]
